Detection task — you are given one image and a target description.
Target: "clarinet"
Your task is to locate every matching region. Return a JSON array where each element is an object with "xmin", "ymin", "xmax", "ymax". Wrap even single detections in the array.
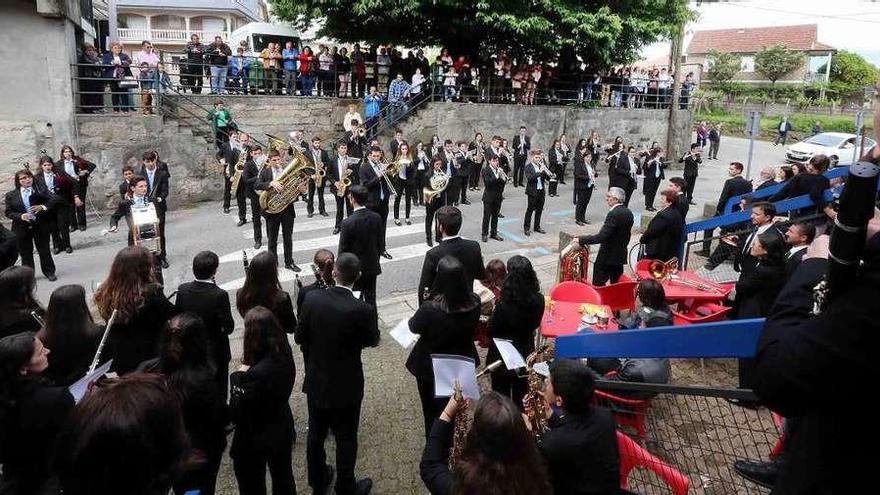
[
  {"xmin": 88, "ymin": 309, "xmax": 118, "ymax": 375},
  {"xmin": 242, "ymin": 249, "xmax": 249, "ymax": 271}
]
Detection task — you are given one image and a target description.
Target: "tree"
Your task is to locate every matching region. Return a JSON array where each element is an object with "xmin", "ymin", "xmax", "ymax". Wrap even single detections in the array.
[
  {"xmin": 268, "ymin": 0, "xmax": 692, "ymax": 69},
  {"xmin": 820, "ymin": 50, "xmax": 879, "ymax": 99},
  {"xmin": 754, "ymin": 44, "xmax": 802, "ymax": 86},
  {"xmin": 705, "ymin": 49, "xmax": 740, "ymax": 86}
]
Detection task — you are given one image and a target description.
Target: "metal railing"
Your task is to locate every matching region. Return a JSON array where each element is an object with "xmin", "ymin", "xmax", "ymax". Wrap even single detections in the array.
[{"xmin": 117, "ymin": 28, "xmax": 229, "ymax": 43}]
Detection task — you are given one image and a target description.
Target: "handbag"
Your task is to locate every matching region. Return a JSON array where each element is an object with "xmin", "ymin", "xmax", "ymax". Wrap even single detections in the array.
[{"xmin": 119, "ymin": 76, "xmax": 139, "ymax": 89}]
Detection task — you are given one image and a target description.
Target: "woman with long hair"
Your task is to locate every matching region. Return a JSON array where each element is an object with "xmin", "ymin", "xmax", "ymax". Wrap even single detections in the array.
[
  {"xmin": 56, "ymin": 144, "xmax": 96, "ymax": 231},
  {"xmin": 0, "ymin": 332, "xmax": 74, "ymax": 494},
  {"xmin": 94, "ymin": 245, "xmax": 175, "ymax": 374},
  {"xmin": 487, "ymin": 255, "xmax": 543, "ymax": 406},
  {"xmin": 236, "ymin": 251, "xmax": 297, "ymax": 333},
  {"xmin": 230, "ymin": 306, "xmax": 297, "ymax": 495},
  {"xmin": 473, "ymin": 259, "xmax": 507, "ymax": 348},
  {"xmin": 5, "ymin": 169, "xmax": 57, "ymax": 280},
  {"xmin": 0, "ymin": 266, "xmax": 44, "ymax": 339},
  {"xmin": 37, "ymin": 284, "xmax": 103, "ymax": 385},
  {"xmin": 420, "ymin": 391, "xmax": 552, "ymax": 495},
  {"xmin": 415, "ymin": 141, "xmax": 430, "ymax": 205},
  {"xmin": 296, "ymin": 249, "xmax": 335, "ymax": 314},
  {"xmin": 407, "ymin": 255, "xmax": 481, "ymax": 435},
  {"xmin": 393, "ymin": 141, "xmax": 417, "ymax": 226}
]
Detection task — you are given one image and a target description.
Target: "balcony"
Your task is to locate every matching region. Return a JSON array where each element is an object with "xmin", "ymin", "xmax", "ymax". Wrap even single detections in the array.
[{"xmin": 118, "ymin": 28, "xmax": 229, "ymax": 44}]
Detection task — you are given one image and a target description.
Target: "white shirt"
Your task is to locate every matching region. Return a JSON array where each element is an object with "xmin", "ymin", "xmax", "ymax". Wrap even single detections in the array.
[
  {"xmin": 63, "ymin": 159, "xmax": 76, "ymax": 176},
  {"xmin": 787, "ymin": 245, "xmax": 807, "ymax": 258},
  {"xmin": 20, "ymin": 187, "xmax": 34, "ymax": 218},
  {"xmin": 132, "ymin": 194, "xmax": 147, "ymax": 207},
  {"xmin": 441, "ymin": 235, "xmax": 461, "ymax": 242},
  {"xmin": 271, "ymin": 166, "xmax": 283, "ymax": 180},
  {"xmin": 532, "ymin": 162, "xmax": 543, "ymax": 190},
  {"xmin": 779, "ymin": 121, "xmax": 786, "ymax": 131},
  {"xmin": 411, "ymin": 73, "xmax": 425, "ymax": 94},
  {"xmin": 43, "ymin": 172, "xmax": 54, "ymax": 191},
  {"xmin": 337, "ymin": 156, "xmax": 347, "ymax": 180},
  {"xmin": 744, "ymin": 222, "xmax": 775, "ymax": 254},
  {"xmin": 342, "ymin": 112, "xmax": 362, "ymax": 132},
  {"xmin": 146, "ymin": 169, "xmax": 156, "ymax": 191},
  {"xmin": 628, "ymin": 155, "xmax": 638, "ymax": 178},
  {"xmin": 195, "ymin": 278, "xmax": 215, "ymax": 284}
]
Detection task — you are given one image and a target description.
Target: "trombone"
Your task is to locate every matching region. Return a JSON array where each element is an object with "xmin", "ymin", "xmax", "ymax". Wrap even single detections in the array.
[{"xmin": 647, "ymin": 258, "xmax": 719, "ymax": 292}]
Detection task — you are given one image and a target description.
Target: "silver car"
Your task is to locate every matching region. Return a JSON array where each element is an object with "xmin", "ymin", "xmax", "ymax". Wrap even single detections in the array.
[{"xmin": 785, "ymin": 132, "xmax": 876, "ymax": 167}]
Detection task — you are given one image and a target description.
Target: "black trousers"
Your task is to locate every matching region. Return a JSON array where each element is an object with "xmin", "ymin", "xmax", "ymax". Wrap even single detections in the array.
[
  {"xmin": 223, "ymin": 174, "xmax": 233, "ymax": 209},
  {"xmin": 173, "ymin": 448, "xmax": 224, "ymax": 495},
  {"xmin": 248, "ymin": 193, "xmax": 263, "ymax": 242},
  {"xmin": 558, "ymin": 162, "xmax": 568, "ymax": 184},
  {"xmin": 232, "ymin": 432, "xmax": 296, "ymax": 495},
  {"xmin": 446, "ymin": 178, "xmax": 460, "ymax": 206},
  {"xmin": 50, "ymin": 201, "xmax": 72, "ymax": 250},
  {"xmin": 513, "ymin": 155, "xmax": 526, "ymax": 186},
  {"xmin": 469, "ymin": 163, "xmax": 483, "ymax": 188},
  {"xmin": 306, "ymin": 399, "xmax": 361, "ymax": 495},
  {"xmin": 15, "ymin": 225, "xmax": 55, "ymax": 277},
  {"xmin": 415, "ymin": 170, "xmax": 426, "ymax": 204},
  {"xmin": 70, "ymin": 183, "xmax": 88, "ymax": 229},
  {"xmin": 368, "ymin": 200, "xmax": 389, "ymax": 252},
  {"xmin": 353, "ymin": 273, "xmax": 377, "ymax": 307},
  {"xmin": 236, "ymin": 186, "xmax": 248, "ymax": 222},
  {"xmin": 524, "ymin": 192, "xmax": 545, "ymax": 230},
  {"xmin": 481, "ymin": 197, "xmax": 502, "ymax": 236},
  {"xmin": 393, "ymin": 182, "xmax": 416, "ymax": 220},
  {"xmin": 417, "ymin": 376, "xmax": 448, "ymax": 437},
  {"xmin": 592, "ymin": 263, "xmax": 623, "ymax": 286},
  {"xmin": 575, "ymin": 187, "xmax": 593, "ymax": 223},
  {"xmin": 307, "ymin": 180, "xmax": 326, "ymax": 215},
  {"xmin": 454, "ymin": 175, "xmax": 469, "ymax": 203},
  {"xmin": 548, "ymin": 179, "xmax": 559, "ymax": 197},
  {"xmin": 643, "ymin": 178, "xmax": 661, "ymax": 209},
  {"xmin": 185, "ymin": 63, "xmax": 204, "ymax": 93},
  {"xmin": 684, "ymin": 174, "xmax": 697, "ymax": 202},
  {"xmin": 622, "ymin": 184, "xmax": 635, "ymax": 208},
  {"xmin": 266, "ymin": 210, "xmax": 294, "ymax": 265},
  {"xmin": 334, "ymin": 193, "xmax": 353, "ymax": 229},
  {"xmin": 156, "ymin": 205, "xmax": 167, "ymax": 260}
]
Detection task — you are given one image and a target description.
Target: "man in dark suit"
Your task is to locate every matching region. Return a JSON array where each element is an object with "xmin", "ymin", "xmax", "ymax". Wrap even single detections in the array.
[
  {"xmin": 639, "ymin": 190, "xmax": 683, "ymax": 262},
  {"xmin": 54, "ymin": 146, "xmax": 96, "ymax": 231},
  {"xmin": 344, "ymin": 124, "xmax": 367, "ymax": 160},
  {"xmin": 109, "ymin": 175, "xmax": 165, "ymax": 282},
  {"xmin": 305, "ymin": 136, "xmax": 331, "ymax": 218},
  {"xmin": 511, "ymin": 126, "xmax": 530, "ymax": 187},
  {"xmin": 241, "ymin": 145, "xmax": 264, "ymax": 249},
  {"xmin": 4, "ymin": 169, "xmax": 56, "ymax": 281},
  {"xmin": 642, "ymin": 149, "xmax": 666, "ymax": 211},
  {"xmin": 571, "ymin": 187, "xmax": 634, "ymax": 286},
  {"xmin": 0, "ymin": 224, "xmax": 18, "ymax": 271},
  {"xmin": 547, "ymin": 140, "xmax": 565, "ymax": 197},
  {"xmin": 523, "ymin": 149, "xmax": 551, "ymax": 236},
  {"xmin": 782, "ymin": 222, "xmax": 814, "ymax": 282},
  {"xmin": 453, "ymin": 141, "xmax": 471, "ymax": 206},
  {"xmin": 418, "ymin": 206, "xmax": 485, "ymax": 304},
  {"xmin": 735, "ymin": 201, "xmax": 782, "ymax": 276},
  {"xmin": 338, "ymin": 186, "xmax": 382, "ymax": 307},
  {"xmin": 699, "ymin": 162, "xmax": 753, "ymax": 256},
  {"xmin": 678, "ymin": 143, "xmax": 702, "ymax": 205},
  {"xmin": 174, "ymin": 250, "xmax": 235, "ymax": 399},
  {"xmin": 141, "ymin": 152, "xmax": 171, "ymax": 268},
  {"xmin": 773, "ymin": 116, "xmax": 793, "ymax": 146},
  {"xmin": 389, "ymin": 128, "xmax": 405, "ymax": 158},
  {"xmin": 573, "ymin": 150, "xmax": 596, "ymax": 226},
  {"xmin": 118, "ymin": 165, "xmax": 135, "ymax": 200},
  {"xmin": 254, "ymin": 150, "xmax": 301, "ymax": 272},
  {"xmin": 217, "ymin": 130, "xmax": 244, "ymax": 214},
  {"xmin": 669, "ymin": 177, "xmax": 690, "ymax": 220},
  {"xmin": 423, "ymin": 158, "xmax": 449, "ymax": 247},
  {"xmin": 439, "ymin": 140, "xmax": 458, "ymax": 206},
  {"xmin": 295, "ymin": 253, "xmax": 378, "ymax": 495},
  {"xmin": 33, "ymin": 158, "xmax": 80, "ymax": 255},
  {"xmin": 329, "ymin": 141, "xmax": 361, "ymax": 235},
  {"xmin": 609, "ymin": 146, "xmax": 638, "ymax": 207},
  {"xmin": 358, "ymin": 146, "xmax": 392, "ymax": 259},
  {"xmin": 480, "ymin": 155, "xmax": 506, "ymax": 243}
]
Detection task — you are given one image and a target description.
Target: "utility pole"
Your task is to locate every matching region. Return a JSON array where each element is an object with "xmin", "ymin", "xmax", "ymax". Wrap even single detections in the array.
[
  {"xmin": 108, "ymin": 0, "xmax": 118, "ymax": 44},
  {"xmin": 665, "ymin": 18, "xmax": 686, "ymax": 162}
]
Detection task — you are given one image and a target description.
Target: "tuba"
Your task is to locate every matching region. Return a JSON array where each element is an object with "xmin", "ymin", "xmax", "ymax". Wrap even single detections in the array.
[
  {"xmin": 266, "ymin": 133, "xmax": 287, "ymax": 155},
  {"xmin": 423, "ymin": 170, "xmax": 449, "ymax": 204},
  {"xmin": 229, "ymin": 145, "xmax": 249, "ymax": 197},
  {"xmin": 258, "ymin": 147, "xmax": 314, "ymax": 215},
  {"xmin": 558, "ymin": 242, "xmax": 589, "ymax": 283}
]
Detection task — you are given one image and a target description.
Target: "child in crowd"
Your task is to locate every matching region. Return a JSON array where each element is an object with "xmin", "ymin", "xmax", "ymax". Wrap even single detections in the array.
[{"xmin": 138, "ymin": 62, "xmax": 153, "ymax": 115}]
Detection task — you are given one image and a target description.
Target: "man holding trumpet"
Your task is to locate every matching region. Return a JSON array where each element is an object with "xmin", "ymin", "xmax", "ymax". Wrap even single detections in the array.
[
  {"xmin": 358, "ymin": 146, "xmax": 393, "ymax": 259},
  {"xmin": 480, "ymin": 154, "xmax": 507, "ymax": 242},
  {"xmin": 523, "ymin": 149, "xmax": 553, "ymax": 236},
  {"xmin": 679, "ymin": 143, "xmax": 702, "ymax": 205}
]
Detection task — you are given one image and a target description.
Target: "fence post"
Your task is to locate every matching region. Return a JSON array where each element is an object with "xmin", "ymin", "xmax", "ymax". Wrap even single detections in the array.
[{"xmin": 154, "ymin": 65, "xmax": 162, "ymax": 114}]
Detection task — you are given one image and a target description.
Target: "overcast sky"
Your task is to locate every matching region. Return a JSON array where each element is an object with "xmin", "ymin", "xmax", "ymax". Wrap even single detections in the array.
[{"xmin": 643, "ymin": 0, "xmax": 880, "ymax": 65}]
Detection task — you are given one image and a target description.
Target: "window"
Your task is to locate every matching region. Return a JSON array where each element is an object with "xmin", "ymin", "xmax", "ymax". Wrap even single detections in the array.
[
  {"xmin": 740, "ymin": 56, "xmax": 755, "ymax": 73},
  {"xmin": 118, "ymin": 14, "xmax": 146, "ymax": 30}
]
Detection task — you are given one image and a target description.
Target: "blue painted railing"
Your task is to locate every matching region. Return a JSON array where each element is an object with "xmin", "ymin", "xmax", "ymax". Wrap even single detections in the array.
[{"xmin": 721, "ymin": 167, "xmax": 850, "ymax": 215}]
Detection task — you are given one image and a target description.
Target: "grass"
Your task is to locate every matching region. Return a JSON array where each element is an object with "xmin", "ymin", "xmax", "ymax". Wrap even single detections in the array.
[{"xmin": 695, "ymin": 109, "xmax": 873, "ymax": 142}]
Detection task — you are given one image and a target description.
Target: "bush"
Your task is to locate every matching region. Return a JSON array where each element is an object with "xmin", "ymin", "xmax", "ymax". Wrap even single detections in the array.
[{"xmin": 695, "ymin": 109, "xmax": 873, "ymax": 142}]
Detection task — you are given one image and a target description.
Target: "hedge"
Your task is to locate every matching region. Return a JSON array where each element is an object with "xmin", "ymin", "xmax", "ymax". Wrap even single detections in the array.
[{"xmin": 695, "ymin": 109, "xmax": 873, "ymax": 142}]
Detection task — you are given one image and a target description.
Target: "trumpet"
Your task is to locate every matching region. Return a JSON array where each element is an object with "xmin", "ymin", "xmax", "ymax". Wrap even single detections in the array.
[
  {"xmin": 336, "ymin": 168, "xmax": 353, "ymax": 197},
  {"xmin": 356, "ymin": 126, "xmax": 366, "ymax": 137},
  {"xmin": 538, "ymin": 160, "xmax": 558, "ymax": 182}
]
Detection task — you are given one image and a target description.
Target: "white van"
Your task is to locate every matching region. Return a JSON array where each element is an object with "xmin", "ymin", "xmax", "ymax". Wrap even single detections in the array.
[{"xmin": 229, "ymin": 22, "xmax": 302, "ymax": 53}]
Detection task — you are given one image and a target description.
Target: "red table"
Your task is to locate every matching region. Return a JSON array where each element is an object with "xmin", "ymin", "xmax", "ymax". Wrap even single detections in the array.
[
  {"xmin": 540, "ymin": 301, "xmax": 618, "ymax": 337},
  {"xmin": 635, "ymin": 269, "xmax": 732, "ymax": 302}
]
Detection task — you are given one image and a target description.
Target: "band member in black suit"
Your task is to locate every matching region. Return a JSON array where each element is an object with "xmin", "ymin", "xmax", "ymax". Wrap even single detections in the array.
[
  {"xmin": 287, "ymin": 129, "xmax": 309, "ymax": 157},
  {"xmin": 418, "ymin": 206, "xmax": 485, "ymax": 304},
  {"xmin": 108, "ymin": 176, "xmax": 165, "ymax": 282},
  {"xmin": 231, "ymin": 132, "xmax": 253, "ymax": 227},
  {"xmin": 642, "ymin": 147, "xmax": 666, "ymax": 211},
  {"xmin": 480, "ymin": 155, "xmax": 507, "ymax": 243},
  {"xmin": 33, "ymin": 156, "xmax": 80, "ymax": 254},
  {"xmin": 254, "ymin": 150, "xmax": 302, "ymax": 272},
  {"xmin": 389, "ymin": 128, "xmax": 405, "ymax": 158},
  {"xmin": 548, "ymin": 139, "xmax": 565, "ymax": 197},
  {"xmin": 586, "ymin": 130, "xmax": 602, "ymax": 173},
  {"xmin": 603, "ymin": 135, "xmax": 624, "ymax": 177},
  {"xmin": 217, "ymin": 130, "xmax": 244, "ymax": 214},
  {"xmin": 423, "ymin": 158, "xmax": 449, "ymax": 247},
  {"xmin": 329, "ymin": 141, "xmax": 360, "ymax": 235},
  {"xmin": 338, "ymin": 186, "xmax": 383, "ymax": 308},
  {"xmin": 511, "ymin": 126, "xmax": 530, "ymax": 187},
  {"xmin": 392, "ymin": 142, "xmax": 417, "ymax": 226},
  {"xmin": 358, "ymin": 146, "xmax": 393, "ymax": 260},
  {"xmin": 296, "ymin": 249, "xmax": 335, "ymax": 314},
  {"xmin": 573, "ymin": 146, "xmax": 596, "ymax": 226},
  {"xmin": 639, "ymin": 190, "xmax": 683, "ymax": 262},
  {"xmin": 439, "ymin": 140, "xmax": 458, "ymax": 205},
  {"xmin": 699, "ymin": 162, "xmax": 753, "ymax": 256},
  {"xmin": 344, "ymin": 122, "xmax": 367, "ymax": 160},
  {"xmin": 678, "ymin": 143, "xmax": 702, "ymax": 205},
  {"xmin": 4, "ymin": 170, "xmax": 57, "ymax": 281},
  {"xmin": 119, "ymin": 165, "xmax": 135, "ymax": 200},
  {"xmin": 453, "ymin": 142, "xmax": 471, "ymax": 205},
  {"xmin": 558, "ymin": 134, "xmax": 571, "ymax": 184},
  {"xmin": 523, "ymin": 149, "xmax": 551, "ymax": 236},
  {"xmin": 140, "ymin": 151, "xmax": 171, "ymax": 268},
  {"xmin": 0, "ymin": 224, "xmax": 18, "ymax": 271},
  {"xmin": 241, "ymin": 145, "xmax": 265, "ymax": 249},
  {"xmin": 669, "ymin": 177, "xmax": 690, "ymax": 220},
  {"xmin": 305, "ymin": 136, "xmax": 330, "ymax": 218},
  {"xmin": 782, "ymin": 222, "xmax": 814, "ymax": 282},
  {"xmin": 735, "ymin": 202, "xmax": 782, "ymax": 278},
  {"xmin": 174, "ymin": 250, "xmax": 235, "ymax": 400},
  {"xmin": 467, "ymin": 132, "xmax": 486, "ymax": 191},
  {"xmin": 609, "ymin": 146, "xmax": 638, "ymax": 208},
  {"xmin": 570, "ymin": 187, "xmax": 634, "ymax": 286},
  {"xmin": 55, "ymin": 145, "xmax": 96, "ymax": 231},
  {"xmin": 295, "ymin": 253, "xmax": 378, "ymax": 495}
]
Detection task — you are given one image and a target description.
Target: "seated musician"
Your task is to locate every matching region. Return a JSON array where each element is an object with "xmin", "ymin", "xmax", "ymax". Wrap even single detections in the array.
[{"xmin": 620, "ymin": 279, "xmax": 672, "ymax": 329}]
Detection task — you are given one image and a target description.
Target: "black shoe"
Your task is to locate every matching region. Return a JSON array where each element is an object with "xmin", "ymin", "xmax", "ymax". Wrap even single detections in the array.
[
  {"xmin": 69, "ymin": 225, "xmax": 78, "ymax": 232},
  {"xmin": 426, "ymin": 237, "xmax": 433, "ymax": 247},
  {"xmin": 733, "ymin": 459, "xmax": 779, "ymax": 489},
  {"xmin": 405, "ymin": 219, "xmax": 411, "ymax": 225},
  {"xmin": 498, "ymin": 213, "xmax": 505, "ymax": 218},
  {"xmin": 53, "ymin": 247, "xmax": 62, "ymax": 255},
  {"xmin": 689, "ymin": 201, "xmax": 697, "ymax": 206},
  {"xmin": 79, "ymin": 226, "xmax": 86, "ymax": 232},
  {"xmin": 453, "ymin": 202, "xmax": 459, "ymax": 206},
  {"xmin": 236, "ymin": 219, "xmax": 247, "ymax": 226},
  {"xmin": 381, "ymin": 251, "xmax": 393, "ymax": 260},
  {"xmin": 161, "ymin": 258, "xmax": 170, "ymax": 269},
  {"xmin": 353, "ymin": 478, "xmax": 373, "ymax": 495},
  {"xmin": 394, "ymin": 219, "xmax": 401, "ymax": 226},
  {"xmin": 646, "ymin": 207, "xmax": 656, "ymax": 212},
  {"xmin": 576, "ymin": 221, "xmax": 586, "ymax": 226},
  {"xmin": 254, "ymin": 240, "xmax": 262, "ymax": 249},
  {"xmin": 462, "ymin": 200, "xmax": 471, "ymax": 205},
  {"xmin": 560, "ymin": 181, "xmax": 567, "ymax": 185},
  {"xmin": 513, "ymin": 184, "xmax": 519, "ymax": 188},
  {"xmin": 535, "ymin": 227, "xmax": 546, "ymax": 234},
  {"xmin": 285, "ymin": 262, "xmax": 302, "ymax": 272},
  {"xmin": 320, "ymin": 211, "xmax": 329, "ymax": 217},
  {"xmin": 46, "ymin": 273, "xmax": 57, "ymax": 282},
  {"xmin": 524, "ymin": 228, "xmax": 531, "ymax": 236},
  {"xmin": 223, "ymin": 207, "xmax": 230, "ymax": 214},
  {"xmin": 491, "ymin": 234, "xmax": 504, "ymax": 241},
  {"xmin": 308, "ymin": 212, "xmax": 314, "ymax": 218},
  {"xmin": 65, "ymin": 247, "xmax": 73, "ymax": 254},
  {"xmin": 332, "ymin": 227, "xmax": 340, "ymax": 235},
  {"xmin": 482, "ymin": 234, "xmax": 488, "ymax": 242}
]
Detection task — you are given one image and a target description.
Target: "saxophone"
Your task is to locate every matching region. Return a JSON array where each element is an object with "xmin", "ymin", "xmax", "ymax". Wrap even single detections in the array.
[
  {"xmin": 449, "ymin": 379, "xmax": 472, "ymax": 469},
  {"xmin": 229, "ymin": 145, "xmax": 249, "ymax": 197},
  {"xmin": 523, "ymin": 345, "xmax": 551, "ymax": 437},
  {"xmin": 336, "ymin": 168, "xmax": 353, "ymax": 197},
  {"xmin": 258, "ymin": 147, "xmax": 314, "ymax": 214}
]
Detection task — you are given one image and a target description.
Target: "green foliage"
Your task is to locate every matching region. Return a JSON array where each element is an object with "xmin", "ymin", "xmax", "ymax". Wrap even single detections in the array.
[
  {"xmin": 268, "ymin": 0, "xmax": 693, "ymax": 68},
  {"xmin": 822, "ymin": 50, "xmax": 878, "ymax": 99},
  {"xmin": 696, "ymin": 108, "xmax": 872, "ymax": 142},
  {"xmin": 754, "ymin": 44, "xmax": 803, "ymax": 85},
  {"xmin": 706, "ymin": 49, "xmax": 740, "ymax": 85}
]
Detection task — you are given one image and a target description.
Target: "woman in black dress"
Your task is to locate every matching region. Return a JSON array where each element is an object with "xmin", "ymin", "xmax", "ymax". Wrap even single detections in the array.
[
  {"xmin": 236, "ymin": 251, "xmax": 297, "ymax": 334},
  {"xmin": 0, "ymin": 266, "xmax": 43, "ymax": 339},
  {"xmin": 37, "ymin": 284, "xmax": 103, "ymax": 386}
]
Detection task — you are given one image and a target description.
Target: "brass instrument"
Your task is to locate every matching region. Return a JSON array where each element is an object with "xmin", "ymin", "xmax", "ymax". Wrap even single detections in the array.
[
  {"xmin": 258, "ymin": 147, "xmax": 315, "ymax": 214},
  {"xmin": 336, "ymin": 168, "xmax": 353, "ymax": 197},
  {"xmin": 449, "ymin": 379, "xmax": 471, "ymax": 469},
  {"xmin": 380, "ymin": 160, "xmax": 401, "ymax": 196},
  {"xmin": 423, "ymin": 170, "xmax": 450, "ymax": 203},
  {"xmin": 356, "ymin": 126, "xmax": 366, "ymax": 137},
  {"xmin": 266, "ymin": 133, "xmax": 287, "ymax": 155},
  {"xmin": 558, "ymin": 242, "xmax": 589, "ymax": 283},
  {"xmin": 311, "ymin": 151, "xmax": 327, "ymax": 189},
  {"xmin": 647, "ymin": 258, "xmax": 719, "ymax": 293},
  {"xmin": 538, "ymin": 159, "xmax": 558, "ymax": 183},
  {"xmin": 474, "ymin": 142, "xmax": 485, "ymax": 164},
  {"xmin": 229, "ymin": 145, "xmax": 249, "ymax": 196},
  {"xmin": 523, "ymin": 345, "xmax": 551, "ymax": 437}
]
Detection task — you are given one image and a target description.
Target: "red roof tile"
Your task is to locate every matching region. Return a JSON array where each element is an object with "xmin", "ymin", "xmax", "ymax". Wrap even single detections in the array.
[{"xmin": 686, "ymin": 24, "xmax": 835, "ymax": 54}]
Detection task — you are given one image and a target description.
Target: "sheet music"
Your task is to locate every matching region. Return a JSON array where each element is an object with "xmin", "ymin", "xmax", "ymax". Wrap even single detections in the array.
[
  {"xmin": 69, "ymin": 359, "xmax": 112, "ymax": 404},
  {"xmin": 432, "ymin": 354, "xmax": 479, "ymax": 399},
  {"xmin": 389, "ymin": 317, "xmax": 419, "ymax": 349},
  {"xmin": 492, "ymin": 338, "xmax": 526, "ymax": 370}
]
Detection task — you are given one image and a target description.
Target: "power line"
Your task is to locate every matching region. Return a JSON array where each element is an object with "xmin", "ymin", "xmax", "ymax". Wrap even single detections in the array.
[{"xmin": 708, "ymin": 1, "xmax": 880, "ymax": 25}]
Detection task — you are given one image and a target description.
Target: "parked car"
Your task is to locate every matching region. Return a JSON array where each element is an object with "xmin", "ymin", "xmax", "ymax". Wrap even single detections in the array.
[{"xmin": 785, "ymin": 132, "xmax": 877, "ymax": 167}]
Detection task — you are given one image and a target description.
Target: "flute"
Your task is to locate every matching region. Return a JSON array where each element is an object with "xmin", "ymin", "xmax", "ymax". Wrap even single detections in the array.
[{"xmin": 88, "ymin": 308, "xmax": 118, "ymax": 375}]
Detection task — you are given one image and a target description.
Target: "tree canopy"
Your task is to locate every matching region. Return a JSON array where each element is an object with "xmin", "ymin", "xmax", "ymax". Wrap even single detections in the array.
[
  {"xmin": 754, "ymin": 44, "xmax": 802, "ymax": 86},
  {"xmin": 268, "ymin": 0, "xmax": 692, "ymax": 69},
  {"xmin": 706, "ymin": 49, "xmax": 740, "ymax": 86},
  {"xmin": 823, "ymin": 50, "xmax": 878, "ymax": 98}
]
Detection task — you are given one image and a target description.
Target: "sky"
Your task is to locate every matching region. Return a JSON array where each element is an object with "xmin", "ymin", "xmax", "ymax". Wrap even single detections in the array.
[{"xmin": 642, "ymin": 0, "xmax": 880, "ymax": 66}]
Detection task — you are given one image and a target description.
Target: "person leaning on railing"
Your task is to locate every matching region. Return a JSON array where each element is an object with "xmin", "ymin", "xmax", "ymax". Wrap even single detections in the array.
[
  {"xmin": 77, "ymin": 43, "xmax": 103, "ymax": 114},
  {"xmin": 101, "ymin": 42, "xmax": 132, "ymax": 113}
]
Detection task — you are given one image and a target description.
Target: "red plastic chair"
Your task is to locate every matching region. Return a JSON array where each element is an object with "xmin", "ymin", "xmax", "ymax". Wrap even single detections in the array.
[
  {"xmin": 671, "ymin": 302, "xmax": 732, "ymax": 326},
  {"xmin": 617, "ymin": 431, "xmax": 690, "ymax": 495},
  {"xmin": 635, "ymin": 259, "xmax": 654, "ymax": 277},
  {"xmin": 616, "ymin": 273, "xmax": 634, "ymax": 283},
  {"xmin": 594, "ymin": 281, "xmax": 639, "ymax": 313},
  {"xmin": 593, "ymin": 389, "xmax": 650, "ymax": 439},
  {"xmin": 549, "ymin": 281, "xmax": 602, "ymax": 304},
  {"xmin": 770, "ymin": 412, "xmax": 785, "ymax": 458}
]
